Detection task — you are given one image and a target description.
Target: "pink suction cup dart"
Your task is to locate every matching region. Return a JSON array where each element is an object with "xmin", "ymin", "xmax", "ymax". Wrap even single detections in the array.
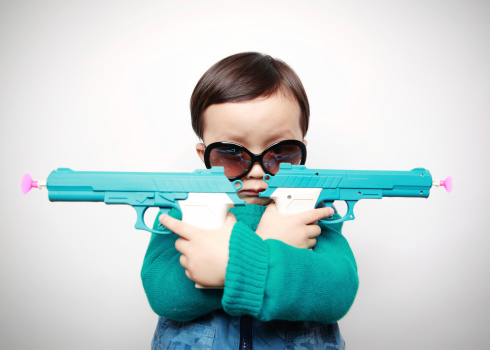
[
  {"xmin": 21, "ymin": 173, "xmax": 39, "ymax": 194},
  {"xmin": 440, "ymin": 176, "xmax": 453, "ymax": 193}
]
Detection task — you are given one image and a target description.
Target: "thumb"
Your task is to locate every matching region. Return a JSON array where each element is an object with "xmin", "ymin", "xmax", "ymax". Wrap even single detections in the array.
[
  {"xmin": 265, "ymin": 201, "xmax": 278, "ymax": 213},
  {"xmin": 224, "ymin": 212, "xmax": 237, "ymax": 226}
]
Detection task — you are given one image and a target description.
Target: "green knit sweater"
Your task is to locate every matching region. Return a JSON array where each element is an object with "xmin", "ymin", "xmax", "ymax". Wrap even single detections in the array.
[{"xmin": 141, "ymin": 204, "xmax": 358, "ymax": 323}]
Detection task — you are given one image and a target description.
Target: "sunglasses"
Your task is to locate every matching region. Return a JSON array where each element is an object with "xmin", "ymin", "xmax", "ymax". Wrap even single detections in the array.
[{"xmin": 203, "ymin": 139, "xmax": 307, "ymax": 180}]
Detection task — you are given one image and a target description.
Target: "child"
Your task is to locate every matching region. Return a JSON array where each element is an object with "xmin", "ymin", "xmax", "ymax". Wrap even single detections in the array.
[{"xmin": 141, "ymin": 52, "xmax": 359, "ymax": 349}]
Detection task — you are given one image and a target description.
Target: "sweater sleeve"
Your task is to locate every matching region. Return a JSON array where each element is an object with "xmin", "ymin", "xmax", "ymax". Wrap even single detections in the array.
[
  {"xmin": 140, "ymin": 210, "xmax": 223, "ymax": 322},
  {"xmin": 222, "ymin": 214, "xmax": 359, "ymax": 324}
]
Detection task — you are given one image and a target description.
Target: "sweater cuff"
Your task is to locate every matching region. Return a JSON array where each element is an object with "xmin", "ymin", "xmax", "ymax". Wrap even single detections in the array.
[{"xmin": 222, "ymin": 222, "xmax": 268, "ymax": 317}]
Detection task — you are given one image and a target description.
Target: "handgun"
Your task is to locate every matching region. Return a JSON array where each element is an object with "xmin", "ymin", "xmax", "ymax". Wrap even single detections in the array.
[
  {"xmin": 21, "ymin": 167, "xmax": 245, "ymax": 234},
  {"xmin": 259, "ymin": 164, "xmax": 452, "ymax": 223}
]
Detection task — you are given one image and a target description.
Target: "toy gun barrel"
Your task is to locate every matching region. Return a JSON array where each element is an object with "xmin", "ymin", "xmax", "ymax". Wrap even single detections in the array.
[
  {"xmin": 44, "ymin": 168, "xmax": 240, "ymax": 199},
  {"xmin": 260, "ymin": 164, "xmax": 452, "ymax": 224},
  {"xmin": 332, "ymin": 168, "xmax": 433, "ymax": 198},
  {"xmin": 261, "ymin": 166, "xmax": 433, "ymax": 198},
  {"xmin": 22, "ymin": 168, "xmax": 245, "ymax": 233}
]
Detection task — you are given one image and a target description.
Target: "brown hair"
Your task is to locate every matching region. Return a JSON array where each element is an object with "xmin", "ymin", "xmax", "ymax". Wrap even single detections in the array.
[{"xmin": 190, "ymin": 52, "xmax": 310, "ymax": 139}]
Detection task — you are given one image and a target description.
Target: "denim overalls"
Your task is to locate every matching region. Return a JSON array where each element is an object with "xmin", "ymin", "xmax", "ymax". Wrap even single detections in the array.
[{"xmin": 151, "ymin": 309, "xmax": 345, "ymax": 349}]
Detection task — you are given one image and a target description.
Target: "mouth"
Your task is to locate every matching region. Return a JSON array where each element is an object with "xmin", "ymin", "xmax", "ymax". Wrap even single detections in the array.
[{"xmin": 239, "ymin": 188, "xmax": 267, "ymax": 196}]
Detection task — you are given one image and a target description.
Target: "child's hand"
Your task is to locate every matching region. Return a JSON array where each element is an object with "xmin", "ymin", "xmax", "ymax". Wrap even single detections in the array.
[
  {"xmin": 255, "ymin": 203, "xmax": 334, "ymax": 249},
  {"xmin": 159, "ymin": 213, "xmax": 237, "ymax": 288}
]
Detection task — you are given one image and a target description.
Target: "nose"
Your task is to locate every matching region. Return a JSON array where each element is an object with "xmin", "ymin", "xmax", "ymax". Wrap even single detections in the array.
[{"xmin": 244, "ymin": 162, "xmax": 266, "ymax": 179}]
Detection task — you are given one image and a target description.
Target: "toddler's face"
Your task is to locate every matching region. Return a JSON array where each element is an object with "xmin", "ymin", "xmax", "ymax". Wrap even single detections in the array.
[{"xmin": 197, "ymin": 92, "xmax": 305, "ymax": 205}]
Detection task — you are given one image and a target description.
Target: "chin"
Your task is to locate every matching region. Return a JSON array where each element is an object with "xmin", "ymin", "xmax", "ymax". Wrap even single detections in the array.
[{"xmin": 241, "ymin": 196, "xmax": 273, "ymax": 206}]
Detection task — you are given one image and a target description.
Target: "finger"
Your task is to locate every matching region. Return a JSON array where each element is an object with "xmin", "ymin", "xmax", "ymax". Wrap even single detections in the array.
[
  {"xmin": 179, "ymin": 254, "xmax": 189, "ymax": 269},
  {"xmin": 306, "ymin": 224, "xmax": 322, "ymax": 238},
  {"xmin": 307, "ymin": 237, "xmax": 317, "ymax": 249},
  {"xmin": 160, "ymin": 214, "xmax": 195, "ymax": 240},
  {"xmin": 175, "ymin": 237, "xmax": 190, "ymax": 253},
  {"xmin": 299, "ymin": 207, "xmax": 335, "ymax": 224}
]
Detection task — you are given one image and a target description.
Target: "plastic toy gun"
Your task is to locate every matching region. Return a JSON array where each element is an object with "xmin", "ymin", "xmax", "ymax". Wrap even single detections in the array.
[
  {"xmin": 22, "ymin": 165, "xmax": 452, "ymax": 231},
  {"xmin": 21, "ymin": 167, "xmax": 245, "ymax": 234},
  {"xmin": 259, "ymin": 164, "xmax": 452, "ymax": 223}
]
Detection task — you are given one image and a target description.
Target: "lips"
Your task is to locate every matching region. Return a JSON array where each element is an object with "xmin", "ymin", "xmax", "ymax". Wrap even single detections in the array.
[{"xmin": 239, "ymin": 188, "xmax": 266, "ymax": 196}]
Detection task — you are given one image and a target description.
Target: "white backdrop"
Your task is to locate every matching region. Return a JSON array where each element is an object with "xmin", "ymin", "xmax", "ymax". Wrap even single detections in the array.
[{"xmin": 1, "ymin": 1, "xmax": 489, "ymax": 349}]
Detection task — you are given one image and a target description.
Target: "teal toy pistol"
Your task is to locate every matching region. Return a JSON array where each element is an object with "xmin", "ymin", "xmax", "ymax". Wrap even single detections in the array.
[
  {"xmin": 22, "ymin": 165, "xmax": 452, "ymax": 232},
  {"xmin": 260, "ymin": 164, "xmax": 452, "ymax": 224},
  {"xmin": 22, "ymin": 167, "xmax": 245, "ymax": 234}
]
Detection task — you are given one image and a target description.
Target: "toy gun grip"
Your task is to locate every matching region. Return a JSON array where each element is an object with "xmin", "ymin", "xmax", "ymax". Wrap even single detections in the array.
[
  {"xmin": 179, "ymin": 193, "xmax": 237, "ymax": 229},
  {"xmin": 269, "ymin": 188, "xmax": 323, "ymax": 214},
  {"xmin": 177, "ymin": 193, "xmax": 237, "ymax": 289},
  {"xmin": 269, "ymin": 188, "xmax": 356, "ymax": 224}
]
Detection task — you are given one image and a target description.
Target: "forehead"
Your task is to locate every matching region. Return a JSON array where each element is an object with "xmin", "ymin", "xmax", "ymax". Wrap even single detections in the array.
[{"xmin": 201, "ymin": 93, "xmax": 303, "ymax": 149}]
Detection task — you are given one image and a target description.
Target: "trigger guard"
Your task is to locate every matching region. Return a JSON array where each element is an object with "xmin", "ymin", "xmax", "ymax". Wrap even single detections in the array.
[
  {"xmin": 134, "ymin": 206, "xmax": 173, "ymax": 234},
  {"xmin": 319, "ymin": 200, "xmax": 357, "ymax": 224}
]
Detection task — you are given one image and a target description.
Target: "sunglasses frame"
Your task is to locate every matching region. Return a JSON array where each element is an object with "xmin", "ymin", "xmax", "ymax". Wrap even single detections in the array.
[{"xmin": 203, "ymin": 139, "xmax": 307, "ymax": 180}]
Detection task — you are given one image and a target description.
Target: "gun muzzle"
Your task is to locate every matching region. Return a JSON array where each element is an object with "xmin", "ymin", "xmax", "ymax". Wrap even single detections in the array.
[
  {"xmin": 433, "ymin": 176, "xmax": 453, "ymax": 193},
  {"xmin": 21, "ymin": 173, "xmax": 46, "ymax": 194}
]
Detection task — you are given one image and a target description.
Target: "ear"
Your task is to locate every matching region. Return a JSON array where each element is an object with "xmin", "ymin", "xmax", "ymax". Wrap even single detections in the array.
[{"xmin": 196, "ymin": 143, "xmax": 205, "ymax": 162}]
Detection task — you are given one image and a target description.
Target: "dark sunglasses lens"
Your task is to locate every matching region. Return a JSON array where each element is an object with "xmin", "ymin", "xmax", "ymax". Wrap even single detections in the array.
[
  {"xmin": 263, "ymin": 143, "xmax": 304, "ymax": 174},
  {"xmin": 209, "ymin": 146, "xmax": 252, "ymax": 179}
]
